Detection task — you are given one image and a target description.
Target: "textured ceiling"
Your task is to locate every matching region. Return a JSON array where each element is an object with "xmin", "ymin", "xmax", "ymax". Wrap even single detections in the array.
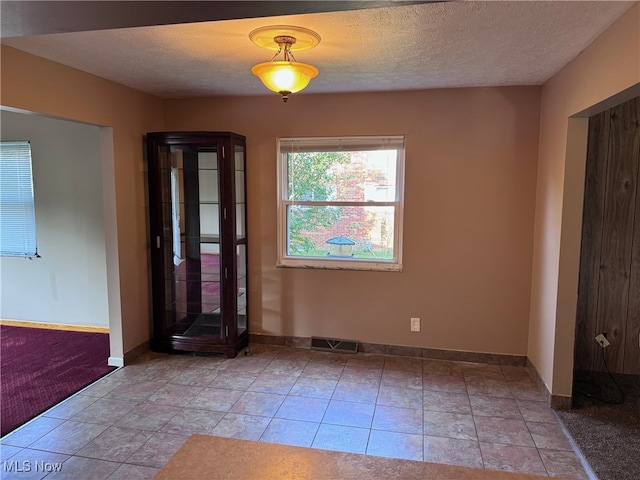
[{"xmin": 2, "ymin": 1, "xmax": 635, "ymax": 98}]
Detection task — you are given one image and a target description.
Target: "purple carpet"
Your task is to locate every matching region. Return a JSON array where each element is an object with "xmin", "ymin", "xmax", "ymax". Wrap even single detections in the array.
[{"xmin": 0, "ymin": 325, "xmax": 115, "ymax": 436}]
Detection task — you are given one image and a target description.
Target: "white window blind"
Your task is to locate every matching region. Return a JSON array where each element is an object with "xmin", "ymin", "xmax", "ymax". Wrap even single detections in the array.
[{"xmin": 0, "ymin": 141, "xmax": 38, "ymax": 257}]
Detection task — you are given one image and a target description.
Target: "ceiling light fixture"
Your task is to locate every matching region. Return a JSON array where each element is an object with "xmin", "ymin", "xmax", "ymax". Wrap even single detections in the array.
[{"xmin": 250, "ymin": 25, "xmax": 320, "ymax": 102}]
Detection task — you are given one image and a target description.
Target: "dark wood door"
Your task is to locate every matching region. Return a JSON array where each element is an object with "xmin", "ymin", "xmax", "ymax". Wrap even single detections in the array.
[{"xmin": 575, "ymin": 96, "xmax": 640, "ymax": 375}]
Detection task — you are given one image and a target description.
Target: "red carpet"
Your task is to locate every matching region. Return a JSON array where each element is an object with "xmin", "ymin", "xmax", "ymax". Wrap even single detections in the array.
[{"xmin": 0, "ymin": 325, "xmax": 115, "ymax": 436}]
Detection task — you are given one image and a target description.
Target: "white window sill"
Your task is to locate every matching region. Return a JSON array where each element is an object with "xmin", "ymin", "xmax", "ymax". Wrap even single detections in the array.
[{"xmin": 277, "ymin": 258, "xmax": 403, "ymax": 272}]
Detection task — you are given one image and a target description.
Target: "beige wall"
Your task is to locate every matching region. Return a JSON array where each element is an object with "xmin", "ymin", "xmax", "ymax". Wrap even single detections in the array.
[
  {"xmin": 1, "ymin": 44, "xmax": 540, "ymax": 360},
  {"xmin": 1, "ymin": 45, "xmax": 164, "ymax": 360},
  {"xmin": 528, "ymin": 3, "xmax": 640, "ymax": 397},
  {"xmin": 164, "ymin": 87, "xmax": 541, "ymax": 355}
]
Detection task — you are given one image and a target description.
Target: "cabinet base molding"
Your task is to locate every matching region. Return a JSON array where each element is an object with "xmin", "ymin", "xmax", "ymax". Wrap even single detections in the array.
[{"xmin": 152, "ymin": 335, "xmax": 249, "ymax": 359}]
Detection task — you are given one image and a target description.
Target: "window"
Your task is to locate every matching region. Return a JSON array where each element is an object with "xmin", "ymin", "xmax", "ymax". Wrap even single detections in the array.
[
  {"xmin": 277, "ymin": 136, "xmax": 405, "ymax": 271},
  {"xmin": 0, "ymin": 141, "xmax": 38, "ymax": 257}
]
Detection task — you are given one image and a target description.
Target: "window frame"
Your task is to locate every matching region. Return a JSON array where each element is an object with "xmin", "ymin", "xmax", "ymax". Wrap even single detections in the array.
[
  {"xmin": 276, "ymin": 135, "xmax": 405, "ymax": 271},
  {"xmin": 0, "ymin": 140, "xmax": 38, "ymax": 258}
]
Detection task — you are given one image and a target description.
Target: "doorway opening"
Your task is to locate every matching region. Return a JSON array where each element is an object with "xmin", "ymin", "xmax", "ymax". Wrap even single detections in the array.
[{"xmin": 0, "ymin": 108, "xmax": 122, "ymax": 434}]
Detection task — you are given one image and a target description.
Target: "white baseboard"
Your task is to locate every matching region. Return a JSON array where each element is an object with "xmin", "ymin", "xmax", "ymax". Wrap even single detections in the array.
[{"xmin": 108, "ymin": 356, "xmax": 124, "ymax": 367}]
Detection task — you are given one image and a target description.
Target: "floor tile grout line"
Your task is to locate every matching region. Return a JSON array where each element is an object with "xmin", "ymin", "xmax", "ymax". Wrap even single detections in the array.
[
  {"xmin": 2, "ymin": 348, "xmax": 588, "ymax": 479},
  {"xmin": 470, "ymin": 406, "xmax": 485, "ymax": 469},
  {"xmin": 531, "ymin": 441, "xmax": 552, "ymax": 478}
]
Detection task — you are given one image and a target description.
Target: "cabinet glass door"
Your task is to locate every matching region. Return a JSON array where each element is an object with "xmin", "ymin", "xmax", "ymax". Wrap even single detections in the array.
[
  {"xmin": 235, "ymin": 144, "xmax": 247, "ymax": 335},
  {"xmin": 161, "ymin": 145, "xmax": 222, "ymax": 338}
]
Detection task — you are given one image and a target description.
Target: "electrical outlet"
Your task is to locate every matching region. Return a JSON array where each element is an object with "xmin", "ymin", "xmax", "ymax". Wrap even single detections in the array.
[
  {"xmin": 595, "ymin": 333, "xmax": 610, "ymax": 348},
  {"xmin": 410, "ymin": 317, "xmax": 421, "ymax": 332}
]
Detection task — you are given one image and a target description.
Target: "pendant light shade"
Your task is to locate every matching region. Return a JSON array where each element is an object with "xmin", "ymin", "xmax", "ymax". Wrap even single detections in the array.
[
  {"xmin": 251, "ymin": 61, "xmax": 319, "ymax": 97},
  {"xmin": 249, "ymin": 26, "xmax": 320, "ymax": 102}
]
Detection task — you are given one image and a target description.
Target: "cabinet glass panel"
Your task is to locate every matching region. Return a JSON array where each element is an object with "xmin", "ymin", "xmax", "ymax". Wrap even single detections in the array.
[
  {"xmin": 199, "ymin": 204, "xmax": 220, "ymax": 238},
  {"xmin": 237, "ymin": 244, "xmax": 247, "ymax": 334},
  {"xmin": 235, "ymin": 146, "xmax": 245, "ymax": 171},
  {"xmin": 165, "ymin": 146, "xmax": 222, "ymax": 338},
  {"xmin": 236, "ymin": 205, "xmax": 246, "ymax": 239},
  {"xmin": 235, "ymin": 172, "xmax": 245, "ymax": 203},
  {"xmin": 235, "ymin": 145, "xmax": 246, "ymax": 240},
  {"xmin": 236, "ymin": 169, "xmax": 245, "ymax": 204}
]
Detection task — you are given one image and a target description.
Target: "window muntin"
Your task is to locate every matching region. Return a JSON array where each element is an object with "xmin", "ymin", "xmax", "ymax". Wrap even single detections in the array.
[
  {"xmin": 0, "ymin": 141, "xmax": 38, "ymax": 257},
  {"xmin": 277, "ymin": 136, "xmax": 404, "ymax": 271}
]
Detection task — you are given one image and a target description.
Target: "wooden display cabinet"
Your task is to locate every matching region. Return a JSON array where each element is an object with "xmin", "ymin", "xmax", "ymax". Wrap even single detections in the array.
[{"xmin": 146, "ymin": 132, "xmax": 248, "ymax": 357}]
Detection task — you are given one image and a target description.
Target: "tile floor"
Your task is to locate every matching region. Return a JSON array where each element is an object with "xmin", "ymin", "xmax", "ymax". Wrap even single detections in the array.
[{"xmin": 0, "ymin": 345, "xmax": 589, "ymax": 479}]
